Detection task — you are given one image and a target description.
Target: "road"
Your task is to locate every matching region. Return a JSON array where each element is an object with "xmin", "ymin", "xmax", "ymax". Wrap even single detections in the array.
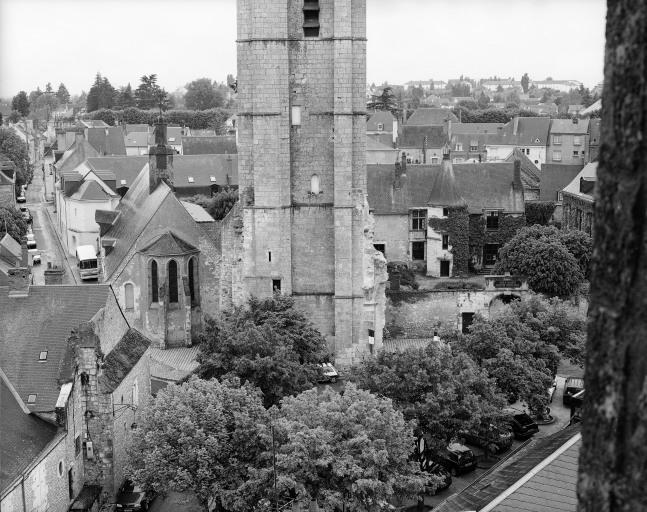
[{"xmin": 24, "ymin": 163, "xmax": 77, "ymax": 285}]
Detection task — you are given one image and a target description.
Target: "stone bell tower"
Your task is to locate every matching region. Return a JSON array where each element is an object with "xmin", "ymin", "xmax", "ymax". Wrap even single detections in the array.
[{"xmin": 236, "ymin": 0, "xmax": 378, "ymax": 365}]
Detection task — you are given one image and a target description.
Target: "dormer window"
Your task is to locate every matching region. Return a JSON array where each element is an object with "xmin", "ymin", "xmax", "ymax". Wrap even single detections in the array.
[
  {"xmin": 39, "ymin": 351, "xmax": 48, "ymax": 361},
  {"xmin": 210, "ymin": 176, "xmax": 216, "ymax": 182},
  {"xmin": 168, "ymin": 137, "xmax": 176, "ymax": 142},
  {"xmin": 303, "ymin": 1, "xmax": 320, "ymax": 37},
  {"xmin": 377, "ymin": 123, "xmax": 384, "ymax": 131},
  {"xmin": 188, "ymin": 177, "xmax": 195, "ymax": 183},
  {"xmin": 28, "ymin": 394, "xmax": 37, "ymax": 404}
]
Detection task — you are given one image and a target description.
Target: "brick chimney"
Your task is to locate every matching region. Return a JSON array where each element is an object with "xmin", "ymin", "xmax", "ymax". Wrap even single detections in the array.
[
  {"xmin": 7, "ymin": 267, "xmax": 30, "ymax": 297},
  {"xmin": 149, "ymin": 118, "xmax": 175, "ymax": 193},
  {"xmin": 513, "ymin": 117, "xmax": 519, "ymax": 136},
  {"xmin": 44, "ymin": 263, "xmax": 65, "ymax": 285},
  {"xmin": 513, "ymin": 159, "xmax": 522, "ymax": 186}
]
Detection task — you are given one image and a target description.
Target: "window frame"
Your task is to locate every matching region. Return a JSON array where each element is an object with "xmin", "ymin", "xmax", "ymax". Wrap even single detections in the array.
[
  {"xmin": 573, "ymin": 135, "xmax": 582, "ymax": 146},
  {"xmin": 552, "ymin": 150, "xmax": 562, "ymax": 162},
  {"xmin": 486, "ymin": 210, "xmax": 500, "ymax": 230},
  {"xmin": 411, "ymin": 241, "xmax": 425, "ymax": 261},
  {"xmin": 168, "ymin": 259, "xmax": 179, "ymax": 304},
  {"xmin": 150, "ymin": 260, "xmax": 159, "ymax": 303},
  {"xmin": 442, "ymin": 234, "xmax": 449, "ymax": 250},
  {"xmin": 552, "ymin": 135, "xmax": 561, "ymax": 145},
  {"xmin": 410, "ymin": 209, "xmax": 427, "ymax": 231}
]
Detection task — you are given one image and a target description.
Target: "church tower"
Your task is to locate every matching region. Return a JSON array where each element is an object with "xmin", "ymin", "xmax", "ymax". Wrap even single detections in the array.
[{"xmin": 237, "ymin": 0, "xmax": 375, "ymax": 364}]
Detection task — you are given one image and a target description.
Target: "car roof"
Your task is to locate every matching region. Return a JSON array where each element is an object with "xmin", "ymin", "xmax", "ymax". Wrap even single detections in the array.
[
  {"xmin": 565, "ymin": 377, "xmax": 584, "ymax": 387},
  {"xmin": 447, "ymin": 442, "xmax": 471, "ymax": 453}
]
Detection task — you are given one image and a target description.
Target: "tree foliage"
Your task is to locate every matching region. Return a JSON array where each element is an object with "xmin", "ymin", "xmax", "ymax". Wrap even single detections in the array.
[
  {"xmin": 56, "ymin": 83, "xmax": 70, "ymax": 104},
  {"xmin": 86, "ymin": 73, "xmax": 116, "ymax": 112},
  {"xmin": 185, "ymin": 188, "xmax": 238, "ymax": 220},
  {"xmin": 135, "ymin": 74, "xmax": 170, "ymax": 110},
  {"xmin": 0, "ymin": 127, "xmax": 32, "ymax": 189},
  {"xmin": 126, "ymin": 377, "xmax": 273, "ymax": 511},
  {"xmin": 353, "ymin": 344, "xmax": 507, "ymax": 454},
  {"xmin": 115, "ymin": 83, "xmax": 136, "ymax": 109},
  {"xmin": 521, "ymin": 73, "xmax": 530, "ymax": 93},
  {"xmin": 494, "ymin": 225, "xmax": 586, "ymax": 297},
  {"xmin": 195, "ymin": 295, "xmax": 330, "ymax": 407},
  {"xmin": 0, "ymin": 206, "xmax": 28, "ymax": 241},
  {"xmin": 273, "ymin": 384, "xmax": 426, "ymax": 511},
  {"xmin": 368, "ymin": 86, "xmax": 398, "ymax": 114},
  {"xmin": 11, "ymin": 91, "xmax": 30, "ymax": 117},
  {"xmin": 185, "ymin": 78, "xmax": 225, "ymax": 110},
  {"xmin": 83, "ymin": 107, "xmax": 230, "ymax": 132},
  {"xmin": 525, "ymin": 201, "xmax": 556, "ymax": 226}
]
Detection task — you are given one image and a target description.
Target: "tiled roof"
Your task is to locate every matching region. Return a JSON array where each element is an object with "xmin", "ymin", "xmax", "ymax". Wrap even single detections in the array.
[
  {"xmin": 124, "ymin": 124, "xmax": 150, "ymax": 134},
  {"xmin": 86, "ymin": 156, "xmax": 148, "ymax": 190},
  {"xmin": 488, "ymin": 117, "xmax": 551, "ymax": 147},
  {"xmin": 86, "ymin": 127, "xmax": 127, "ymax": 156},
  {"xmin": 0, "ymin": 285, "xmax": 110, "ymax": 412},
  {"xmin": 0, "ymin": 234, "xmax": 22, "ymax": 262},
  {"xmin": 562, "ymin": 162, "xmax": 597, "ymax": 200},
  {"xmin": 140, "ymin": 231, "xmax": 199, "ymax": 257},
  {"xmin": 367, "ymin": 137, "xmax": 397, "ymax": 151},
  {"xmin": 98, "ymin": 328, "xmax": 150, "ymax": 393},
  {"xmin": 540, "ymin": 164, "xmax": 584, "ymax": 202},
  {"xmin": 367, "ymin": 110, "xmax": 396, "ymax": 131},
  {"xmin": 451, "ymin": 123, "xmax": 505, "ymax": 135},
  {"xmin": 149, "ymin": 346, "xmax": 199, "ymax": 382},
  {"xmin": 367, "ymin": 133, "xmax": 395, "ymax": 147},
  {"xmin": 399, "ymin": 125, "xmax": 448, "ymax": 149},
  {"xmin": 434, "ymin": 426, "xmax": 581, "ymax": 512},
  {"xmin": 182, "ymin": 136, "xmax": 237, "ymax": 155},
  {"xmin": 427, "ymin": 159, "xmax": 467, "ymax": 207},
  {"xmin": 367, "ymin": 162, "xmax": 524, "ymax": 214},
  {"xmin": 172, "ymin": 154, "xmax": 238, "ymax": 190},
  {"xmin": 406, "ymin": 108, "xmax": 458, "ymax": 126},
  {"xmin": 181, "ymin": 201, "xmax": 215, "ymax": 223},
  {"xmin": 505, "ymin": 148, "xmax": 540, "ymax": 188},
  {"xmin": 71, "ymin": 180, "xmax": 115, "ymax": 201},
  {"xmin": 550, "ymin": 118, "xmax": 590, "ymax": 135},
  {"xmin": 580, "ymin": 99, "xmax": 602, "ymax": 117},
  {"xmin": 0, "ymin": 370, "xmax": 59, "ymax": 494},
  {"xmin": 383, "ymin": 338, "xmax": 432, "ymax": 352},
  {"xmin": 124, "ymin": 132, "xmax": 150, "ymax": 148},
  {"xmin": 56, "ymin": 138, "xmax": 99, "ymax": 173}
]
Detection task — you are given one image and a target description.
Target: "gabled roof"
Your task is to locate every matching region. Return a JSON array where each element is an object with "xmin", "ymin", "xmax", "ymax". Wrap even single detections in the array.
[
  {"xmin": 367, "ymin": 162, "xmax": 524, "ymax": 214},
  {"xmin": 400, "ymin": 125, "xmax": 448, "ymax": 149},
  {"xmin": 540, "ymin": 164, "xmax": 584, "ymax": 201},
  {"xmin": 427, "ymin": 158, "xmax": 466, "ymax": 207},
  {"xmin": 71, "ymin": 180, "xmax": 116, "ymax": 201},
  {"xmin": 488, "ymin": 117, "xmax": 551, "ymax": 146},
  {"xmin": 367, "ymin": 133, "xmax": 395, "ymax": 147},
  {"xmin": 505, "ymin": 148, "xmax": 540, "ymax": 188},
  {"xmin": 563, "ymin": 162, "xmax": 597, "ymax": 200},
  {"xmin": 150, "ymin": 126, "xmax": 185, "ymax": 146},
  {"xmin": 580, "ymin": 99, "xmax": 602, "ymax": 117},
  {"xmin": 0, "ymin": 234, "xmax": 22, "ymax": 263},
  {"xmin": 0, "ymin": 369, "xmax": 59, "ymax": 494},
  {"xmin": 434, "ymin": 426, "xmax": 581, "ymax": 512},
  {"xmin": 124, "ymin": 132, "xmax": 150, "ymax": 148},
  {"xmin": 172, "ymin": 154, "xmax": 238, "ymax": 190},
  {"xmin": 0, "ymin": 285, "xmax": 110, "ymax": 412},
  {"xmin": 182, "ymin": 136, "xmax": 237, "ymax": 156},
  {"xmin": 85, "ymin": 156, "xmax": 148, "ymax": 190},
  {"xmin": 406, "ymin": 108, "xmax": 458, "ymax": 126},
  {"xmin": 181, "ymin": 201, "xmax": 215, "ymax": 223},
  {"xmin": 98, "ymin": 328, "xmax": 150, "ymax": 393},
  {"xmin": 56, "ymin": 138, "xmax": 100, "ymax": 173},
  {"xmin": 86, "ymin": 127, "xmax": 127, "ymax": 156},
  {"xmin": 150, "ymin": 346, "xmax": 199, "ymax": 383},
  {"xmin": 367, "ymin": 110, "xmax": 396, "ymax": 131},
  {"xmin": 140, "ymin": 231, "xmax": 199, "ymax": 257},
  {"xmin": 550, "ymin": 118, "xmax": 590, "ymax": 135},
  {"xmin": 451, "ymin": 122, "xmax": 505, "ymax": 135}
]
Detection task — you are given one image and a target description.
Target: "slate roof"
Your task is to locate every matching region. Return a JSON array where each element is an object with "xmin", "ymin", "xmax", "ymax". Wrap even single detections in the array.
[
  {"xmin": 451, "ymin": 123, "xmax": 505, "ymax": 135},
  {"xmin": 86, "ymin": 127, "xmax": 127, "ymax": 156},
  {"xmin": 588, "ymin": 119, "xmax": 601, "ymax": 146},
  {"xmin": 182, "ymin": 136, "xmax": 237, "ymax": 155},
  {"xmin": 172, "ymin": 154, "xmax": 239, "ymax": 190},
  {"xmin": 367, "ymin": 163, "xmax": 524, "ymax": 214},
  {"xmin": 0, "ymin": 370, "xmax": 59, "ymax": 494},
  {"xmin": 367, "ymin": 110, "xmax": 396, "ymax": 131},
  {"xmin": 56, "ymin": 138, "xmax": 100, "ymax": 173},
  {"xmin": 151, "ymin": 126, "xmax": 185, "ymax": 146},
  {"xmin": 488, "ymin": 117, "xmax": 551, "ymax": 147},
  {"xmin": 406, "ymin": 108, "xmax": 458, "ymax": 126},
  {"xmin": 367, "ymin": 137, "xmax": 398, "ymax": 151},
  {"xmin": 0, "ymin": 234, "xmax": 22, "ymax": 262},
  {"xmin": 550, "ymin": 118, "xmax": 590, "ymax": 135},
  {"xmin": 124, "ymin": 124, "xmax": 150, "ymax": 134},
  {"xmin": 0, "ymin": 285, "xmax": 110, "ymax": 412},
  {"xmin": 562, "ymin": 162, "xmax": 597, "ymax": 201},
  {"xmin": 100, "ymin": 164, "xmax": 172, "ymax": 280},
  {"xmin": 98, "ymin": 328, "xmax": 150, "ymax": 393},
  {"xmin": 367, "ymin": 133, "xmax": 395, "ymax": 147},
  {"xmin": 181, "ymin": 201, "xmax": 215, "ymax": 223},
  {"xmin": 81, "ymin": 120, "xmax": 109, "ymax": 128},
  {"xmin": 434, "ymin": 426, "xmax": 581, "ymax": 512},
  {"xmin": 140, "ymin": 231, "xmax": 199, "ymax": 257},
  {"xmin": 505, "ymin": 148, "xmax": 540, "ymax": 189},
  {"xmin": 540, "ymin": 164, "xmax": 584, "ymax": 202},
  {"xmin": 149, "ymin": 346, "xmax": 199, "ymax": 383},
  {"xmin": 85, "ymin": 156, "xmax": 148, "ymax": 190},
  {"xmin": 400, "ymin": 125, "xmax": 448, "ymax": 149},
  {"xmin": 71, "ymin": 180, "xmax": 116, "ymax": 201},
  {"xmin": 427, "ymin": 159, "xmax": 467, "ymax": 207},
  {"xmin": 124, "ymin": 132, "xmax": 150, "ymax": 148}
]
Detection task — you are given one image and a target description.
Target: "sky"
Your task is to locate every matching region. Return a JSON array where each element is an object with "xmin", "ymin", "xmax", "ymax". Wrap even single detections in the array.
[{"xmin": 0, "ymin": 0, "xmax": 607, "ymax": 98}]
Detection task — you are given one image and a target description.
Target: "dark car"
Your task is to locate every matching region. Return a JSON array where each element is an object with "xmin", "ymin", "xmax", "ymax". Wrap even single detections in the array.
[
  {"xmin": 116, "ymin": 480, "xmax": 150, "ymax": 511},
  {"xmin": 459, "ymin": 424, "xmax": 514, "ymax": 454},
  {"xmin": 19, "ymin": 206, "xmax": 31, "ymax": 223},
  {"xmin": 420, "ymin": 459, "xmax": 452, "ymax": 495},
  {"xmin": 433, "ymin": 443, "xmax": 477, "ymax": 476},
  {"xmin": 505, "ymin": 411, "xmax": 539, "ymax": 440},
  {"xmin": 563, "ymin": 377, "xmax": 584, "ymax": 406}
]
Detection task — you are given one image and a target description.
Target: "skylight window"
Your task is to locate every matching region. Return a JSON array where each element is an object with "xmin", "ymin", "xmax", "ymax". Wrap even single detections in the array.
[
  {"xmin": 39, "ymin": 351, "xmax": 48, "ymax": 361},
  {"xmin": 120, "ymin": 179, "xmax": 127, "ymax": 186},
  {"xmin": 210, "ymin": 176, "xmax": 216, "ymax": 182},
  {"xmin": 28, "ymin": 394, "xmax": 37, "ymax": 404},
  {"xmin": 168, "ymin": 137, "xmax": 176, "ymax": 142},
  {"xmin": 188, "ymin": 177, "xmax": 195, "ymax": 183}
]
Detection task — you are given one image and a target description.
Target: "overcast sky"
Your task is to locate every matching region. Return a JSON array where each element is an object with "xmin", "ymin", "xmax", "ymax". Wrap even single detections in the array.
[{"xmin": 0, "ymin": 0, "xmax": 606, "ymax": 98}]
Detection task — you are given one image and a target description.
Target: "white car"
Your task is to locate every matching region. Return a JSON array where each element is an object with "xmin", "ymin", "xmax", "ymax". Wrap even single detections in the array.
[
  {"xmin": 28, "ymin": 249, "xmax": 41, "ymax": 265},
  {"xmin": 547, "ymin": 379, "xmax": 557, "ymax": 403},
  {"xmin": 319, "ymin": 363, "xmax": 339, "ymax": 384}
]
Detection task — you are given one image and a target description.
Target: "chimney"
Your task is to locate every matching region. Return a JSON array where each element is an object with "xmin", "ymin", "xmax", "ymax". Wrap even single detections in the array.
[
  {"xmin": 513, "ymin": 117, "xmax": 519, "ymax": 136},
  {"xmin": 443, "ymin": 118, "xmax": 452, "ymax": 139},
  {"xmin": 74, "ymin": 132, "xmax": 84, "ymax": 144},
  {"xmin": 422, "ymin": 136, "xmax": 428, "ymax": 164},
  {"xmin": 513, "ymin": 159, "xmax": 522, "ymax": 186},
  {"xmin": 149, "ymin": 118, "xmax": 175, "ymax": 193},
  {"xmin": 44, "ymin": 263, "xmax": 65, "ymax": 285},
  {"xmin": 7, "ymin": 267, "xmax": 30, "ymax": 297},
  {"xmin": 572, "ymin": 117, "xmax": 579, "ymax": 124},
  {"xmin": 400, "ymin": 152, "xmax": 407, "ymax": 174}
]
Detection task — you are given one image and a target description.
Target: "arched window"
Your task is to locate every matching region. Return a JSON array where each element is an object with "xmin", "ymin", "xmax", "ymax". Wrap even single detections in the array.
[
  {"xmin": 150, "ymin": 261, "xmax": 158, "ymax": 303},
  {"xmin": 124, "ymin": 283, "xmax": 134, "ymax": 310},
  {"xmin": 310, "ymin": 174, "xmax": 320, "ymax": 194},
  {"xmin": 188, "ymin": 257, "xmax": 197, "ymax": 306},
  {"xmin": 168, "ymin": 260, "xmax": 178, "ymax": 303}
]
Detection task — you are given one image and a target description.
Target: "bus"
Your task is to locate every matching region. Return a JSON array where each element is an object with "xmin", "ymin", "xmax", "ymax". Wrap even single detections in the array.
[{"xmin": 76, "ymin": 245, "xmax": 99, "ymax": 280}]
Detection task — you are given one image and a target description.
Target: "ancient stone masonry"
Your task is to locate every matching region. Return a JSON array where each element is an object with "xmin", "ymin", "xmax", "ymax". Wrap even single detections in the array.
[{"xmin": 236, "ymin": 0, "xmax": 384, "ymax": 366}]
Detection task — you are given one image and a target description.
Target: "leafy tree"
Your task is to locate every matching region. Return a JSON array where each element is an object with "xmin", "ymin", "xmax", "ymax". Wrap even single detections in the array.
[
  {"xmin": 494, "ymin": 225, "xmax": 585, "ymax": 297},
  {"xmin": 28, "ymin": 87, "xmax": 43, "ymax": 104},
  {"xmin": 274, "ymin": 384, "xmax": 426, "ymax": 510},
  {"xmin": 0, "ymin": 206, "xmax": 28, "ymax": 241},
  {"xmin": 11, "ymin": 91, "xmax": 30, "ymax": 117},
  {"xmin": 450, "ymin": 83, "xmax": 470, "ymax": 97},
  {"xmin": 185, "ymin": 78, "xmax": 225, "ymax": 110},
  {"xmin": 135, "ymin": 74, "xmax": 170, "ymax": 110},
  {"xmin": 525, "ymin": 201, "xmax": 556, "ymax": 226},
  {"xmin": 0, "ymin": 112, "xmax": 3, "ymax": 125},
  {"xmin": 477, "ymin": 91, "xmax": 490, "ymax": 108},
  {"xmin": 45, "ymin": 82, "xmax": 53, "ymax": 94},
  {"xmin": 33, "ymin": 93, "xmax": 59, "ymax": 115},
  {"xmin": 56, "ymin": 83, "xmax": 70, "ymax": 104},
  {"xmin": 558, "ymin": 229, "xmax": 592, "ymax": 278},
  {"xmin": 185, "ymin": 188, "xmax": 238, "ymax": 220},
  {"xmin": 86, "ymin": 73, "xmax": 116, "ymax": 112},
  {"xmin": 195, "ymin": 294, "xmax": 331, "ymax": 407},
  {"xmin": 521, "ymin": 73, "xmax": 530, "ymax": 93},
  {"xmin": 368, "ymin": 86, "xmax": 398, "ymax": 114},
  {"xmin": 8, "ymin": 111, "xmax": 20, "ymax": 124},
  {"xmin": 457, "ymin": 99, "xmax": 478, "ymax": 110},
  {"xmin": 0, "ymin": 127, "xmax": 32, "ymax": 190},
  {"xmin": 353, "ymin": 344, "xmax": 507, "ymax": 454},
  {"xmin": 88, "ymin": 109, "xmax": 117, "ymax": 126},
  {"xmin": 115, "ymin": 83, "xmax": 136, "ymax": 109},
  {"xmin": 126, "ymin": 377, "xmax": 273, "ymax": 511}
]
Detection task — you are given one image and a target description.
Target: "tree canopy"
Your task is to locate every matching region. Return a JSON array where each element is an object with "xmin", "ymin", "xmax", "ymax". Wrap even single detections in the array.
[
  {"xmin": 86, "ymin": 73, "xmax": 116, "ymax": 112},
  {"xmin": 185, "ymin": 188, "xmax": 238, "ymax": 221},
  {"xmin": 368, "ymin": 86, "xmax": 399, "ymax": 114},
  {"xmin": 273, "ymin": 384, "xmax": 426, "ymax": 511},
  {"xmin": 0, "ymin": 206, "xmax": 28, "ymax": 241},
  {"xmin": 185, "ymin": 78, "xmax": 225, "ymax": 110},
  {"xmin": 126, "ymin": 377, "xmax": 273, "ymax": 511},
  {"xmin": 521, "ymin": 73, "xmax": 530, "ymax": 93},
  {"xmin": 195, "ymin": 295, "xmax": 331, "ymax": 407},
  {"xmin": 0, "ymin": 127, "xmax": 33, "ymax": 190},
  {"xmin": 11, "ymin": 91, "xmax": 29, "ymax": 117},
  {"xmin": 135, "ymin": 74, "xmax": 170, "ymax": 111},
  {"xmin": 494, "ymin": 225, "xmax": 588, "ymax": 297},
  {"xmin": 56, "ymin": 83, "xmax": 70, "ymax": 104}
]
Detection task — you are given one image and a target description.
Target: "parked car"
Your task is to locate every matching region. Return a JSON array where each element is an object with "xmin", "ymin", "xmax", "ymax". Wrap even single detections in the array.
[
  {"xmin": 19, "ymin": 206, "xmax": 31, "ymax": 223},
  {"xmin": 116, "ymin": 480, "xmax": 151, "ymax": 511},
  {"xmin": 458, "ymin": 424, "xmax": 514, "ymax": 454},
  {"xmin": 504, "ymin": 411, "xmax": 539, "ymax": 440},
  {"xmin": 26, "ymin": 233, "xmax": 36, "ymax": 250},
  {"xmin": 547, "ymin": 379, "xmax": 557, "ymax": 403},
  {"xmin": 563, "ymin": 377, "xmax": 584, "ymax": 406},
  {"xmin": 16, "ymin": 194, "xmax": 26, "ymax": 203},
  {"xmin": 433, "ymin": 443, "xmax": 477, "ymax": 476},
  {"xmin": 28, "ymin": 249, "xmax": 41, "ymax": 265},
  {"xmin": 420, "ymin": 459, "xmax": 452, "ymax": 495},
  {"xmin": 318, "ymin": 363, "xmax": 339, "ymax": 383}
]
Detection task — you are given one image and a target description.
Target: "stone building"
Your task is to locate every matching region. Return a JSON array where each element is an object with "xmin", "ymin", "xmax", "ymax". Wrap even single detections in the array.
[
  {"xmin": 235, "ymin": 0, "xmax": 386, "ymax": 365},
  {"xmin": 0, "ymin": 155, "xmax": 17, "ymax": 207},
  {"xmin": 562, "ymin": 162, "xmax": 597, "ymax": 235}
]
